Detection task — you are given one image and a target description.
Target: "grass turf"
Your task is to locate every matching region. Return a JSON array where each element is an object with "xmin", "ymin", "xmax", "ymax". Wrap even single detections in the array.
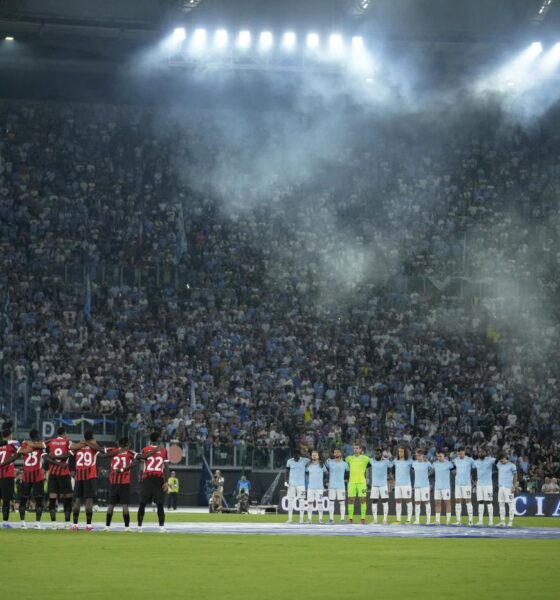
[
  {"xmin": 1, "ymin": 516, "xmax": 559, "ymax": 599},
  {"xmin": 1, "ymin": 528, "xmax": 559, "ymax": 600}
]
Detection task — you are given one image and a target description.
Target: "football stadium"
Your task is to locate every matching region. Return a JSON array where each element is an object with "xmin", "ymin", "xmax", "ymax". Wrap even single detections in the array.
[{"xmin": 0, "ymin": 1, "xmax": 560, "ymax": 598}]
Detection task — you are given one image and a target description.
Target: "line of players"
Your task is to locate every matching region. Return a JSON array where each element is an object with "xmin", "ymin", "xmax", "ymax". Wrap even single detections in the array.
[
  {"xmin": 285, "ymin": 444, "xmax": 518, "ymax": 527},
  {"xmin": 0, "ymin": 427, "xmax": 170, "ymax": 531}
]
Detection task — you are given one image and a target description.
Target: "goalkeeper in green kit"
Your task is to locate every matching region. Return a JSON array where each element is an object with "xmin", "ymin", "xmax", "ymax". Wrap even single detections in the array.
[{"xmin": 345, "ymin": 443, "xmax": 371, "ymax": 524}]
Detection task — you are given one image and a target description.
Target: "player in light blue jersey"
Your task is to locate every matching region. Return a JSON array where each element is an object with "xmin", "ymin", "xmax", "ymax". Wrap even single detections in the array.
[
  {"xmin": 433, "ymin": 450, "xmax": 454, "ymax": 525},
  {"xmin": 496, "ymin": 453, "xmax": 518, "ymax": 527},
  {"xmin": 412, "ymin": 449, "xmax": 433, "ymax": 524},
  {"xmin": 393, "ymin": 446, "xmax": 413, "ymax": 524},
  {"xmin": 452, "ymin": 448, "xmax": 475, "ymax": 525},
  {"xmin": 306, "ymin": 450, "xmax": 326, "ymax": 524},
  {"xmin": 474, "ymin": 449, "xmax": 496, "ymax": 525},
  {"xmin": 369, "ymin": 448, "xmax": 393, "ymax": 524},
  {"xmin": 285, "ymin": 449, "xmax": 310, "ymax": 524},
  {"xmin": 325, "ymin": 448, "xmax": 349, "ymax": 524}
]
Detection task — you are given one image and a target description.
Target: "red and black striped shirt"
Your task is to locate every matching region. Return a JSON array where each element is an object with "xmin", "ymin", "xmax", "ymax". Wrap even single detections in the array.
[
  {"xmin": 109, "ymin": 449, "xmax": 137, "ymax": 485},
  {"xmin": 142, "ymin": 446, "xmax": 169, "ymax": 480},
  {"xmin": 74, "ymin": 446, "xmax": 98, "ymax": 481},
  {"xmin": 46, "ymin": 437, "xmax": 71, "ymax": 476},
  {"xmin": 21, "ymin": 442, "xmax": 44, "ymax": 483},
  {"xmin": 0, "ymin": 441, "xmax": 19, "ymax": 479}
]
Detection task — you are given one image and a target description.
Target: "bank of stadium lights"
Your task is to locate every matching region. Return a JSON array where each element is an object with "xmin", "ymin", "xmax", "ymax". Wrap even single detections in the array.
[
  {"xmin": 168, "ymin": 28, "xmax": 368, "ymax": 55},
  {"xmin": 164, "ymin": 28, "xmax": 374, "ymax": 72},
  {"xmin": 4, "ymin": 36, "xmax": 14, "ymax": 41}
]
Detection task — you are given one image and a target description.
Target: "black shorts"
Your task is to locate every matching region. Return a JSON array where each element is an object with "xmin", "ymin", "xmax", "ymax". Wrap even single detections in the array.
[
  {"xmin": 110, "ymin": 483, "xmax": 131, "ymax": 506},
  {"xmin": 48, "ymin": 474, "xmax": 73, "ymax": 496},
  {"xmin": 22, "ymin": 481, "xmax": 44, "ymax": 499},
  {"xmin": 0, "ymin": 477, "xmax": 14, "ymax": 503},
  {"xmin": 74, "ymin": 479, "xmax": 97, "ymax": 500},
  {"xmin": 140, "ymin": 476, "xmax": 165, "ymax": 504}
]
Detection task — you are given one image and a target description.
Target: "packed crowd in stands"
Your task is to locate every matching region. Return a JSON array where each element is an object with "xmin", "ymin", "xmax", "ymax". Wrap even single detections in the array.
[{"xmin": 0, "ymin": 100, "xmax": 559, "ymax": 487}]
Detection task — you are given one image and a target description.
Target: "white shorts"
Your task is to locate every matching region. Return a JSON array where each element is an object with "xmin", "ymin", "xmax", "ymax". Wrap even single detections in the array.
[
  {"xmin": 287, "ymin": 485, "xmax": 306, "ymax": 500},
  {"xmin": 394, "ymin": 485, "xmax": 412, "ymax": 500},
  {"xmin": 414, "ymin": 487, "xmax": 430, "ymax": 502},
  {"xmin": 498, "ymin": 487, "xmax": 515, "ymax": 503},
  {"xmin": 370, "ymin": 486, "xmax": 389, "ymax": 500},
  {"xmin": 306, "ymin": 489, "xmax": 324, "ymax": 503},
  {"xmin": 477, "ymin": 485, "xmax": 494, "ymax": 502},
  {"xmin": 455, "ymin": 485, "xmax": 472, "ymax": 500},
  {"xmin": 434, "ymin": 488, "xmax": 451, "ymax": 501},
  {"xmin": 328, "ymin": 489, "xmax": 346, "ymax": 501}
]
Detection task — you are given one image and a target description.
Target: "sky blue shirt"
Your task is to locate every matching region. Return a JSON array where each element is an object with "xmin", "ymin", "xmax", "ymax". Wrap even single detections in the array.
[
  {"xmin": 307, "ymin": 463, "xmax": 326, "ymax": 490},
  {"xmin": 286, "ymin": 457, "xmax": 310, "ymax": 486},
  {"xmin": 433, "ymin": 460, "xmax": 453, "ymax": 490},
  {"xmin": 370, "ymin": 459, "xmax": 393, "ymax": 487},
  {"xmin": 412, "ymin": 460, "xmax": 431, "ymax": 488},
  {"xmin": 453, "ymin": 456, "xmax": 475, "ymax": 486},
  {"xmin": 394, "ymin": 459, "xmax": 413, "ymax": 486},
  {"xmin": 497, "ymin": 461, "xmax": 517, "ymax": 488},
  {"xmin": 474, "ymin": 457, "xmax": 496, "ymax": 486},
  {"xmin": 325, "ymin": 459, "xmax": 349, "ymax": 490},
  {"xmin": 236, "ymin": 479, "xmax": 251, "ymax": 493}
]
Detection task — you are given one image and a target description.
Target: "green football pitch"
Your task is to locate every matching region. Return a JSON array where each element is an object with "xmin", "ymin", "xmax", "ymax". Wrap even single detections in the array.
[{"xmin": 1, "ymin": 515, "xmax": 559, "ymax": 600}]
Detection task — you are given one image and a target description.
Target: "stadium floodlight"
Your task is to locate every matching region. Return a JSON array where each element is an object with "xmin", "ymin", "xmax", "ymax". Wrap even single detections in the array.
[
  {"xmin": 349, "ymin": 0, "xmax": 372, "ymax": 16},
  {"xmin": 172, "ymin": 27, "xmax": 187, "ymax": 42},
  {"xmin": 192, "ymin": 28, "xmax": 207, "ymax": 48},
  {"xmin": 4, "ymin": 36, "xmax": 14, "ymax": 42},
  {"xmin": 529, "ymin": 41, "xmax": 544, "ymax": 56},
  {"xmin": 352, "ymin": 36, "xmax": 364, "ymax": 51},
  {"xmin": 178, "ymin": 0, "xmax": 202, "ymax": 12},
  {"xmin": 238, "ymin": 30, "xmax": 252, "ymax": 49},
  {"xmin": 214, "ymin": 29, "xmax": 228, "ymax": 49},
  {"xmin": 283, "ymin": 31, "xmax": 296, "ymax": 49},
  {"xmin": 307, "ymin": 33, "xmax": 319, "ymax": 48},
  {"xmin": 329, "ymin": 34, "xmax": 343, "ymax": 52},
  {"xmin": 539, "ymin": 42, "xmax": 560, "ymax": 73},
  {"xmin": 534, "ymin": 0, "xmax": 554, "ymax": 20},
  {"xmin": 259, "ymin": 31, "xmax": 273, "ymax": 51},
  {"xmin": 476, "ymin": 41, "xmax": 545, "ymax": 94}
]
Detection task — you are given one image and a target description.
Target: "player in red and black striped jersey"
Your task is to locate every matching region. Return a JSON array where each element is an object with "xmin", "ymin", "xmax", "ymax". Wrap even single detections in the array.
[
  {"xmin": 0, "ymin": 428, "xmax": 20, "ymax": 528},
  {"xmin": 137, "ymin": 431, "xmax": 170, "ymax": 533},
  {"xmin": 18, "ymin": 429, "xmax": 46, "ymax": 529},
  {"xmin": 44, "ymin": 426, "xmax": 83, "ymax": 529},
  {"xmin": 71, "ymin": 430, "xmax": 104, "ymax": 532},
  {"xmin": 104, "ymin": 437, "xmax": 138, "ymax": 531}
]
